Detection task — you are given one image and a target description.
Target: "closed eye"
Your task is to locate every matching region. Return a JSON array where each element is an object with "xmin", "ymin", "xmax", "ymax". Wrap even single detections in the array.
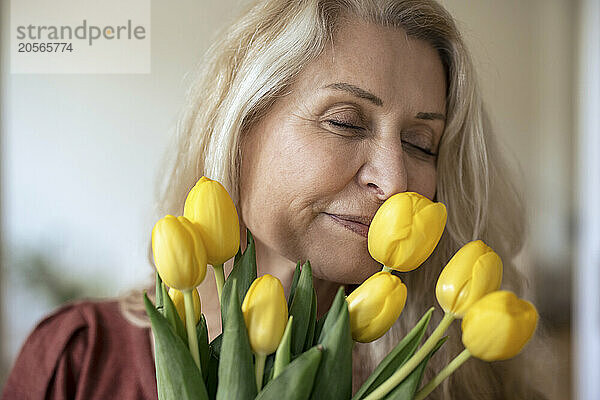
[
  {"xmin": 325, "ymin": 120, "xmax": 437, "ymax": 157},
  {"xmin": 325, "ymin": 120, "xmax": 363, "ymax": 130},
  {"xmin": 402, "ymin": 141, "xmax": 437, "ymax": 157}
]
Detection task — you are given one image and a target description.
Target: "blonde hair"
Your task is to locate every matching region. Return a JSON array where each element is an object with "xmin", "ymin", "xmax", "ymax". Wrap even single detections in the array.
[{"xmin": 123, "ymin": 0, "xmax": 549, "ymax": 398}]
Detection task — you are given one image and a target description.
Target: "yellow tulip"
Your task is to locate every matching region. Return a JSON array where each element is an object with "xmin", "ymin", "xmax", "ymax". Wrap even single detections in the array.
[
  {"xmin": 183, "ymin": 176, "xmax": 240, "ymax": 266},
  {"xmin": 346, "ymin": 271, "xmax": 407, "ymax": 343},
  {"xmin": 461, "ymin": 291, "xmax": 538, "ymax": 361},
  {"xmin": 368, "ymin": 192, "xmax": 446, "ymax": 272},
  {"xmin": 241, "ymin": 274, "xmax": 288, "ymax": 355},
  {"xmin": 168, "ymin": 287, "xmax": 202, "ymax": 328},
  {"xmin": 151, "ymin": 215, "xmax": 207, "ymax": 290},
  {"xmin": 436, "ymin": 240, "xmax": 503, "ymax": 317}
]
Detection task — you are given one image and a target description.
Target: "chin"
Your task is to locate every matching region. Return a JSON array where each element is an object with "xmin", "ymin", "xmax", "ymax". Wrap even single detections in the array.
[
  {"xmin": 299, "ymin": 218, "xmax": 383, "ymax": 284},
  {"xmin": 310, "ymin": 254, "xmax": 382, "ymax": 284}
]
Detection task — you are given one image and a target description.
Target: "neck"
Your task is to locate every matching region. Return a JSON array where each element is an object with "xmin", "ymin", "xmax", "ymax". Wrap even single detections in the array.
[
  {"xmin": 237, "ymin": 228, "xmax": 340, "ymax": 320},
  {"xmin": 191, "ymin": 227, "xmax": 368, "ymax": 393},
  {"xmin": 200, "ymin": 227, "xmax": 342, "ymax": 341}
]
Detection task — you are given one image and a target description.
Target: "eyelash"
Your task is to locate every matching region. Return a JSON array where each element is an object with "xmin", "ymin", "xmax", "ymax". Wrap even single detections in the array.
[{"xmin": 325, "ymin": 120, "xmax": 437, "ymax": 157}]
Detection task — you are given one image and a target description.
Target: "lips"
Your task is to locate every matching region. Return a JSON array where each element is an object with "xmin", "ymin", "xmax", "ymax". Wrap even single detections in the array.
[{"xmin": 327, "ymin": 213, "xmax": 371, "ymax": 238}]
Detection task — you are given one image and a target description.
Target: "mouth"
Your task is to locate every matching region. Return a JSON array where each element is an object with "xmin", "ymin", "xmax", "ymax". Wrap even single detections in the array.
[{"xmin": 326, "ymin": 213, "xmax": 371, "ymax": 238}]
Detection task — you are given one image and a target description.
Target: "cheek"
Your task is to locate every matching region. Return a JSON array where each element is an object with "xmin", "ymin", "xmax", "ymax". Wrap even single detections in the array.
[
  {"xmin": 248, "ymin": 128, "xmax": 354, "ymax": 206},
  {"xmin": 239, "ymin": 125, "xmax": 355, "ymax": 252},
  {"xmin": 406, "ymin": 159, "xmax": 437, "ymax": 199}
]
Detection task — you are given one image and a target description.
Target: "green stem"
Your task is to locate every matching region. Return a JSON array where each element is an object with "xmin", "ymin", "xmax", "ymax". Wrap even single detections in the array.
[
  {"xmin": 183, "ymin": 289, "xmax": 202, "ymax": 372},
  {"xmin": 213, "ymin": 263, "xmax": 225, "ymax": 303},
  {"xmin": 254, "ymin": 352, "xmax": 267, "ymax": 391},
  {"xmin": 363, "ymin": 312, "xmax": 456, "ymax": 400},
  {"xmin": 414, "ymin": 349, "xmax": 471, "ymax": 400},
  {"xmin": 381, "ymin": 265, "xmax": 393, "ymax": 273}
]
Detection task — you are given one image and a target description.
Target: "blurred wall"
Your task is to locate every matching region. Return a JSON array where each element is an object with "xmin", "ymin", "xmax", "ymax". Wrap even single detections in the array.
[
  {"xmin": 1, "ymin": 1, "xmax": 575, "ymax": 398},
  {"xmin": 440, "ymin": 2, "xmax": 575, "ymax": 397},
  {"xmin": 440, "ymin": 0, "xmax": 575, "ymax": 320},
  {"xmin": 0, "ymin": 0, "xmax": 240, "ymax": 382}
]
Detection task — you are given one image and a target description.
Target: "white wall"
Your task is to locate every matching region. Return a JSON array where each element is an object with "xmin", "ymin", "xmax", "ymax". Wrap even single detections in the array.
[{"xmin": 0, "ymin": 0, "xmax": 239, "ymax": 372}]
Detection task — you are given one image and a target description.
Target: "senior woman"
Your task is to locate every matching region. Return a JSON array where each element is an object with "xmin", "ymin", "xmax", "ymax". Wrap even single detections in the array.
[{"xmin": 3, "ymin": 0, "xmax": 548, "ymax": 399}]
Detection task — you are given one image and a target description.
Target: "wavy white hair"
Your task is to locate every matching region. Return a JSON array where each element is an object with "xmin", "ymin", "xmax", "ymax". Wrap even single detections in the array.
[{"xmin": 123, "ymin": 1, "xmax": 550, "ymax": 398}]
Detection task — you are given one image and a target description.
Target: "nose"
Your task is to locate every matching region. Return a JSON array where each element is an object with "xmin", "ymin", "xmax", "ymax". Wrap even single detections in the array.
[{"xmin": 357, "ymin": 139, "xmax": 408, "ymax": 201}]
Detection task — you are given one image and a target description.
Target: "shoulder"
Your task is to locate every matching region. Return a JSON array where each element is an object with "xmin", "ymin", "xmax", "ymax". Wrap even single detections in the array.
[
  {"xmin": 2, "ymin": 299, "xmax": 156, "ymax": 400},
  {"xmin": 13, "ymin": 300, "xmax": 131, "ymax": 367}
]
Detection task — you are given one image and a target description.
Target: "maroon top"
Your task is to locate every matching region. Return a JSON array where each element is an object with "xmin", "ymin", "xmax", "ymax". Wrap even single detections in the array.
[{"xmin": 2, "ymin": 300, "xmax": 158, "ymax": 400}]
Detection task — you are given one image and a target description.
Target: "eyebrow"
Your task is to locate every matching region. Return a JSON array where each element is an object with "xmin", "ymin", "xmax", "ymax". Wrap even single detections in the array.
[
  {"xmin": 322, "ymin": 82, "xmax": 446, "ymax": 120},
  {"xmin": 416, "ymin": 112, "xmax": 446, "ymax": 121},
  {"xmin": 322, "ymin": 82, "xmax": 383, "ymax": 106}
]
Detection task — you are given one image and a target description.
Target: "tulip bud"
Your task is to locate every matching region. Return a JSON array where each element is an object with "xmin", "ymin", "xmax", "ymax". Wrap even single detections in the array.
[
  {"xmin": 151, "ymin": 215, "xmax": 207, "ymax": 290},
  {"xmin": 346, "ymin": 271, "xmax": 407, "ymax": 343},
  {"xmin": 183, "ymin": 176, "xmax": 240, "ymax": 265},
  {"xmin": 241, "ymin": 274, "xmax": 288, "ymax": 355},
  {"xmin": 461, "ymin": 291, "xmax": 538, "ymax": 361},
  {"xmin": 168, "ymin": 287, "xmax": 202, "ymax": 328},
  {"xmin": 436, "ymin": 240, "xmax": 503, "ymax": 317},
  {"xmin": 368, "ymin": 192, "xmax": 446, "ymax": 272}
]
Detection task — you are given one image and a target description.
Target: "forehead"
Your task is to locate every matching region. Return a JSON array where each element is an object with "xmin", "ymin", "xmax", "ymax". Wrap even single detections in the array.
[{"xmin": 295, "ymin": 19, "xmax": 447, "ymax": 115}]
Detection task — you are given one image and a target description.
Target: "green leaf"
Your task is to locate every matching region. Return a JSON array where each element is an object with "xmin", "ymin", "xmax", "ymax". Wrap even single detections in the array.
[
  {"xmin": 197, "ymin": 314, "xmax": 210, "ymax": 382},
  {"xmin": 383, "ymin": 337, "xmax": 447, "ymax": 400},
  {"xmin": 263, "ymin": 353, "xmax": 276, "ymax": 387},
  {"xmin": 144, "ymin": 293, "xmax": 209, "ymax": 400},
  {"xmin": 289, "ymin": 261, "xmax": 315, "ymax": 356},
  {"xmin": 273, "ymin": 315, "xmax": 294, "ymax": 379},
  {"xmin": 207, "ymin": 331, "xmax": 222, "ymax": 399},
  {"xmin": 207, "ymin": 350, "xmax": 219, "ymax": 400},
  {"xmin": 256, "ymin": 345, "xmax": 323, "ymax": 400},
  {"xmin": 313, "ymin": 310, "xmax": 328, "ymax": 346},
  {"xmin": 221, "ymin": 229, "xmax": 257, "ymax": 326},
  {"xmin": 303, "ymin": 288, "xmax": 317, "ymax": 351},
  {"xmin": 233, "ymin": 243, "xmax": 243, "ymax": 264},
  {"xmin": 161, "ymin": 283, "xmax": 187, "ymax": 344},
  {"xmin": 216, "ymin": 281, "xmax": 257, "ymax": 400},
  {"xmin": 310, "ymin": 297, "xmax": 352, "ymax": 400},
  {"xmin": 155, "ymin": 272, "xmax": 164, "ymax": 315},
  {"xmin": 316, "ymin": 287, "xmax": 345, "ymax": 344},
  {"xmin": 287, "ymin": 261, "xmax": 302, "ymax": 309},
  {"xmin": 352, "ymin": 307, "xmax": 435, "ymax": 400},
  {"xmin": 209, "ymin": 333, "xmax": 222, "ymax": 358}
]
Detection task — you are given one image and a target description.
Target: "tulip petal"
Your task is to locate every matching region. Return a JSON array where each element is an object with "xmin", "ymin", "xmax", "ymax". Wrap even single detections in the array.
[
  {"xmin": 347, "ymin": 272, "xmax": 407, "ymax": 343},
  {"xmin": 435, "ymin": 240, "xmax": 496, "ymax": 315},
  {"xmin": 183, "ymin": 176, "xmax": 240, "ymax": 265},
  {"xmin": 410, "ymin": 202, "xmax": 447, "ymax": 267},
  {"xmin": 454, "ymin": 251, "xmax": 503, "ymax": 315},
  {"xmin": 242, "ymin": 274, "xmax": 288, "ymax": 355},
  {"xmin": 461, "ymin": 291, "xmax": 538, "ymax": 361},
  {"xmin": 368, "ymin": 192, "xmax": 446, "ymax": 272},
  {"xmin": 152, "ymin": 215, "xmax": 207, "ymax": 290}
]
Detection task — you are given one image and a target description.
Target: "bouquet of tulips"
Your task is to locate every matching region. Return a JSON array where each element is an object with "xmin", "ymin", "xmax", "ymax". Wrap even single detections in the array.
[{"xmin": 145, "ymin": 176, "xmax": 539, "ymax": 400}]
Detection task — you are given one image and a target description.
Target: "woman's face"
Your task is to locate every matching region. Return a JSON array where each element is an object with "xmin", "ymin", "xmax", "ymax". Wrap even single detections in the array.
[{"xmin": 240, "ymin": 19, "xmax": 447, "ymax": 284}]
